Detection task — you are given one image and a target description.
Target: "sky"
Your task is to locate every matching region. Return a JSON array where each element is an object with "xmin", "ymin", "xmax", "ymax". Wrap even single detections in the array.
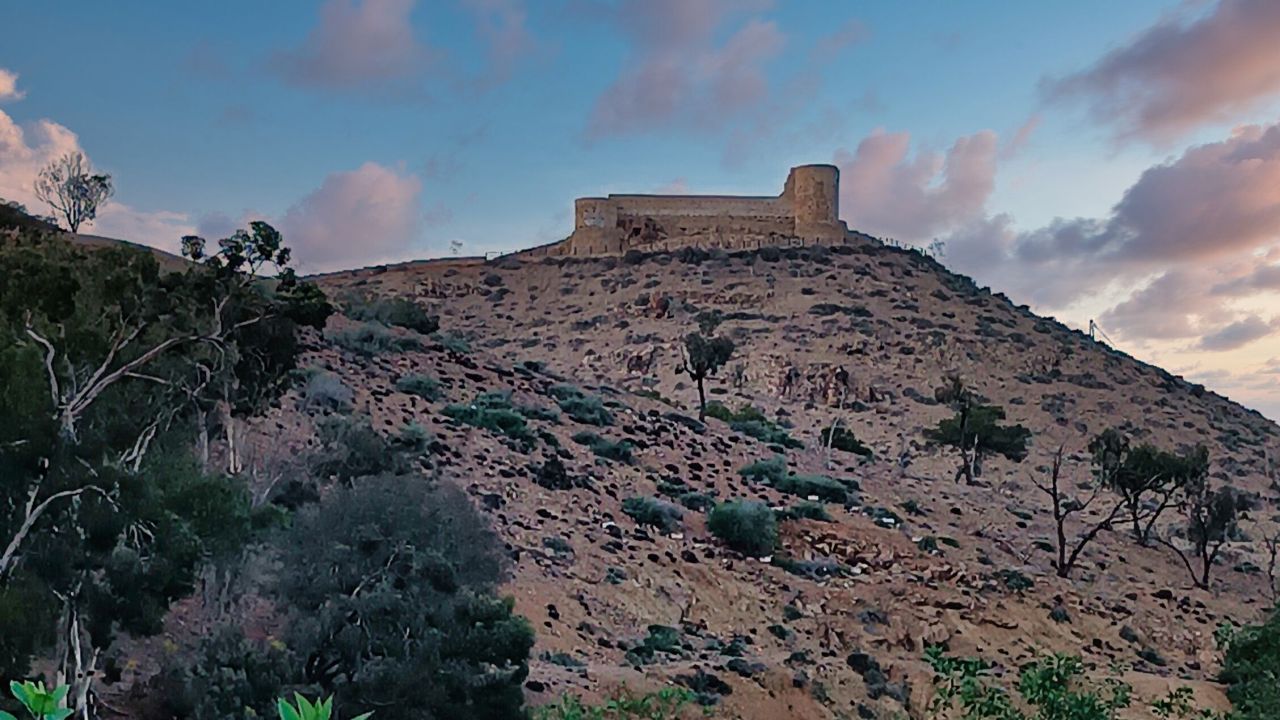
[{"xmin": 3, "ymin": 0, "xmax": 1280, "ymax": 419}]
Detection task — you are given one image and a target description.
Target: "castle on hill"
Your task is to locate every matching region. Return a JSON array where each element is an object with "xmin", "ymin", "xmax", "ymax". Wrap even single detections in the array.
[{"xmin": 523, "ymin": 164, "xmax": 856, "ymax": 257}]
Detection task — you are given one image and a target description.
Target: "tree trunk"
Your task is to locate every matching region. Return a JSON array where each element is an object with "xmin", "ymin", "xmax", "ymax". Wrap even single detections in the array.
[
  {"xmin": 696, "ymin": 377, "xmax": 707, "ymax": 421},
  {"xmin": 196, "ymin": 408, "xmax": 210, "ymax": 473}
]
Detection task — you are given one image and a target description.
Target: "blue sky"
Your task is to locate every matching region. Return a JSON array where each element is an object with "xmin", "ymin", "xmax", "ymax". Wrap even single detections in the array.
[{"xmin": 4, "ymin": 0, "xmax": 1280, "ymax": 419}]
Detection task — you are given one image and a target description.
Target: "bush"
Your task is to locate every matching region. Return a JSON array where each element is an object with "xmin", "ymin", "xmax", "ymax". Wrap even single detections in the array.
[
  {"xmin": 739, "ymin": 456, "xmax": 787, "ymax": 483},
  {"xmin": 572, "ymin": 431, "xmax": 633, "ymax": 463},
  {"xmin": 155, "ymin": 625, "xmax": 295, "ymax": 720},
  {"xmin": 1220, "ymin": 611, "xmax": 1280, "ymax": 719},
  {"xmin": 445, "ymin": 392, "xmax": 538, "ymax": 449},
  {"xmin": 344, "ymin": 294, "xmax": 439, "ymax": 334},
  {"xmin": 706, "ymin": 403, "xmax": 802, "ymax": 448},
  {"xmin": 327, "ymin": 322, "xmax": 422, "ymax": 356},
  {"xmin": 302, "ymin": 370, "xmax": 354, "ymax": 413},
  {"xmin": 548, "ymin": 384, "xmax": 613, "ymax": 426},
  {"xmin": 534, "ymin": 687, "xmax": 700, "ymax": 720},
  {"xmin": 395, "ymin": 373, "xmax": 442, "ymax": 401},
  {"xmin": 708, "ymin": 501, "xmax": 778, "ymax": 557},
  {"xmin": 277, "ymin": 476, "xmax": 534, "ymax": 720},
  {"xmin": 622, "ymin": 497, "xmax": 684, "ymax": 534},
  {"xmin": 435, "ymin": 331, "xmax": 471, "ymax": 354},
  {"xmin": 773, "ymin": 474, "xmax": 852, "ymax": 504},
  {"xmin": 780, "ymin": 501, "xmax": 832, "ymax": 522},
  {"xmin": 926, "ymin": 648, "xmax": 1132, "ymax": 720},
  {"xmin": 820, "ymin": 425, "xmax": 873, "ymax": 457},
  {"xmin": 311, "ymin": 416, "xmax": 398, "ymax": 481}
]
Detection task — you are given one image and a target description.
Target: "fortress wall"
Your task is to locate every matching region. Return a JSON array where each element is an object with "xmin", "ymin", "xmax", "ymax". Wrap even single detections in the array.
[
  {"xmin": 608, "ymin": 194, "xmax": 790, "ymax": 222},
  {"xmin": 529, "ymin": 164, "xmax": 852, "ymax": 258}
]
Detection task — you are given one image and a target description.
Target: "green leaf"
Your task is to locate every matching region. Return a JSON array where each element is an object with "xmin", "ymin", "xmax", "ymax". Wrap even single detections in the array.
[
  {"xmin": 48, "ymin": 710, "xmax": 73, "ymax": 720},
  {"xmin": 351, "ymin": 714, "xmax": 374, "ymax": 720},
  {"xmin": 294, "ymin": 693, "xmax": 316, "ymax": 719},
  {"xmin": 0, "ymin": 710, "xmax": 17, "ymax": 720},
  {"xmin": 277, "ymin": 697, "xmax": 302, "ymax": 720},
  {"xmin": 50, "ymin": 686, "xmax": 68, "ymax": 704}
]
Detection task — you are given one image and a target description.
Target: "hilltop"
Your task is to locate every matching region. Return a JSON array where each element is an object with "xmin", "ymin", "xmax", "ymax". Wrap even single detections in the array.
[
  {"xmin": 5, "ymin": 201, "xmax": 1277, "ymax": 717},
  {"xmin": 286, "ymin": 241, "xmax": 1276, "ymax": 717}
]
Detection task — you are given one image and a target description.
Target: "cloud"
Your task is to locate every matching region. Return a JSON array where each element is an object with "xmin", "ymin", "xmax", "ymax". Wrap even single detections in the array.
[
  {"xmin": 0, "ymin": 69, "xmax": 24, "ymax": 102},
  {"xmin": 1043, "ymin": 0, "xmax": 1280, "ymax": 143},
  {"xmin": 270, "ymin": 0, "xmax": 436, "ymax": 96},
  {"xmin": 826, "ymin": 119, "xmax": 1280, "ymax": 356},
  {"xmin": 1001, "ymin": 114, "xmax": 1040, "ymax": 159},
  {"xmin": 1212, "ymin": 262, "xmax": 1280, "ymax": 295},
  {"xmin": 835, "ymin": 129, "xmax": 998, "ymax": 242},
  {"xmin": 810, "ymin": 19, "xmax": 868, "ymax": 63},
  {"xmin": 942, "ymin": 119, "xmax": 1280, "ymax": 319},
  {"xmin": 0, "ymin": 110, "xmax": 82, "ymax": 209},
  {"xmin": 1198, "ymin": 315, "xmax": 1277, "ymax": 350},
  {"xmin": 0, "ymin": 107, "xmax": 197, "ymax": 249},
  {"xmin": 462, "ymin": 0, "xmax": 537, "ymax": 87},
  {"xmin": 279, "ymin": 162, "xmax": 424, "ymax": 272},
  {"xmin": 585, "ymin": 0, "xmax": 784, "ymax": 139}
]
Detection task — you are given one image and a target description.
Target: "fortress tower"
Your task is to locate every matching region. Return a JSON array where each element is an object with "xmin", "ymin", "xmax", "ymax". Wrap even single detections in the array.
[{"xmin": 524, "ymin": 164, "xmax": 853, "ymax": 257}]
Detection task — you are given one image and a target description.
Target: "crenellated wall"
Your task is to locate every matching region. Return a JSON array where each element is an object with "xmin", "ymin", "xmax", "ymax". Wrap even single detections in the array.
[{"xmin": 525, "ymin": 164, "xmax": 855, "ymax": 257}]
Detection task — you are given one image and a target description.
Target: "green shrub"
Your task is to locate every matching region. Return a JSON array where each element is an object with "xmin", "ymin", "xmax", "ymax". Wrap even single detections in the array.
[
  {"xmin": 739, "ymin": 456, "xmax": 787, "ymax": 483},
  {"xmin": 277, "ymin": 476, "xmax": 533, "ymax": 720},
  {"xmin": 395, "ymin": 373, "xmax": 442, "ymax": 401},
  {"xmin": 1220, "ymin": 611, "xmax": 1280, "ymax": 719},
  {"xmin": 534, "ymin": 687, "xmax": 700, "ymax": 720},
  {"xmin": 708, "ymin": 501, "xmax": 778, "ymax": 557},
  {"xmin": 820, "ymin": 425, "xmax": 873, "ymax": 457},
  {"xmin": 434, "ymin": 331, "xmax": 471, "ymax": 354},
  {"xmin": 548, "ymin": 384, "xmax": 614, "ymax": 426},
  {"xmin": 780, "ymin": 501, "xmax": 832, "ymax": 522},
  {"xmin": 622, "ymin": 497, "xmax": 683, "ymax": 534},
  {"xmin": 706, "ymin": 403, "xmax": 802, "ymax": 448},
  {"xmin": 311, "ymin": 416, "xmax": 399, "ymax": 482},
  {"xmin": 327, "ymin": 322, "xmax": 422, "ymax": 356},
  {"xmin": 572, "ymin": 431, "xmax": 633, "ymax": 463},
  {"xmin": 773, "ymin": 474, "xmax": 851, "ymax": 504},
  {"xmin": 444, "ymin": 392, "xmax": 538, "ymax": 448},
  {"xmin": 926, "ymin": 648, "xmax": 1133, "ymax": 720},
  {"xmin": 343, "ymin": 294, "xmax": 438, "ymax": 335},
  {"xmin": 624, "ymin": 625, "xmax": 684, "ymax": 665},
  {"xmin": 156, "ymin": 625, "xmax": 294, "ymax": 720}
]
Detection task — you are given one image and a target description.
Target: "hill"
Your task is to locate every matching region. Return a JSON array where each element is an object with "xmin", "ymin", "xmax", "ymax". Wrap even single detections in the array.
[{"xmin": 272, "ymin": 241, "xmax": 1276, "ymax": 717}]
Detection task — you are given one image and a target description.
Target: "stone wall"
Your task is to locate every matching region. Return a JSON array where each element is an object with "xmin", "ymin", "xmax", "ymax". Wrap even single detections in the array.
[{"xmin": 524, "ymin": 164, "xmax": 854, "ymax": 258}]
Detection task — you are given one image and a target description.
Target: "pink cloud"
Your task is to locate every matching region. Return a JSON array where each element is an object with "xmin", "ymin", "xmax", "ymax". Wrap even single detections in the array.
[
  {"xmin": 835, "ymin": 129, "xmax": 998, "ymax": 242},
  {"xmin": 280, "ymin": 162, "xmax": 424, "ymax": 272},
  {"xmin": 0, "ymin": 68, "xmax": 24, "ymax": 102},
  {"xmin": 1044, "ymin": 0, "xmax": 1280, "ymax": 143},
  {"xmin": 270, "ymin": 0, "xmax": 436, "ymax": 95},
  {"xmin": 585, "ymin": 0, "xmax": 783, "ymax": 139}
]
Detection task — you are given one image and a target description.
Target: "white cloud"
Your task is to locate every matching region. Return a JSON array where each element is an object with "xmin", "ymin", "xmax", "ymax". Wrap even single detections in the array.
[
  {"xmin": 0, "ymin": 69, "xmax": 24, "ymax": 102},
  {"xmin": 0, "ymin": 107, "xmax": 195, "ymax": 249}
]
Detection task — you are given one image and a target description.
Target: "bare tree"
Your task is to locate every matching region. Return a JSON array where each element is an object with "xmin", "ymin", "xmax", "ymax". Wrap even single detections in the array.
[
  {"xmin": 1030, "ymin": 444, "xmax": 1131, "ymax": 579},
  {"xmin": 34, "ymin": 151, "xmax": 114, "ymax": 233},
  {"xmin": 1264, "ymin": 530, "xmax": 1278, "ymax": 606}
]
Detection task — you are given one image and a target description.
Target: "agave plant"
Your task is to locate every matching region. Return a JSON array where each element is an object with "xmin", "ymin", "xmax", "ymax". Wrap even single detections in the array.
[
  {"xmin": 277, "ymin": 693, "xmax": 371, "ymax": 720},
  {"xmin": 1, "ymin": 681, "xmax": 72, "ymax": 720}
]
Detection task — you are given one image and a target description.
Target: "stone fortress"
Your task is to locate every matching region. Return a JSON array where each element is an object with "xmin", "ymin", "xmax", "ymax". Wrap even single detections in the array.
[{"xmin": 523, "ymin": 164, "xmax": 860, "ymax": 257}]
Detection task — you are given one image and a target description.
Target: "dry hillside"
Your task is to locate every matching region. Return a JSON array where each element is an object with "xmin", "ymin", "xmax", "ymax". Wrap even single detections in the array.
[{"xmin": 216, "ymin": 241, "xmax": 1278, "ymax": 719}]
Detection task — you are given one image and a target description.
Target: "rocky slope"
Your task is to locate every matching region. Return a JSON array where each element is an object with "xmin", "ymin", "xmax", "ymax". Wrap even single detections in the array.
[{"xmin": 243, "ymin": 240, "xmax": 1280, "ymax": 719}]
